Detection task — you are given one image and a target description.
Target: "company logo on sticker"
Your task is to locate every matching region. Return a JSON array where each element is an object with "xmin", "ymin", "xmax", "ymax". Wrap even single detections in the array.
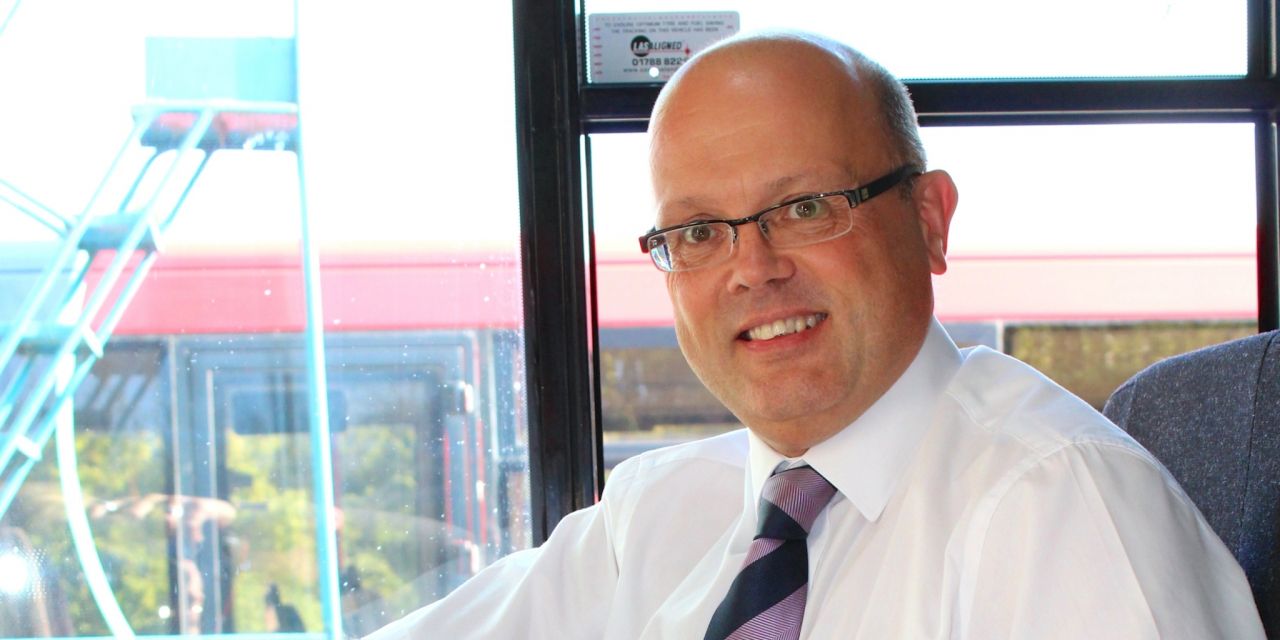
[
  {"xmin": 631, "ymin": 35, "xmax": 684, "ymax": 59},
  {"xmin": 631, "ymin": 36, "xmax": 652, "ymax": 58}
]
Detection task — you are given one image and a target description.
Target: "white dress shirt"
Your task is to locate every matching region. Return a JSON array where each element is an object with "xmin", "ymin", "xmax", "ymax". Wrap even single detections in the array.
[{"xmin": 367, "ymin": 319, "xmax": 1263, "ymax": 639}]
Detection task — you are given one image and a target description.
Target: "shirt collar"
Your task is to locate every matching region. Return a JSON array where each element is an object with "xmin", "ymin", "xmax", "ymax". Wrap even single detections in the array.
[{"xmin": 746, "ymin": 318, "xmax": 963, "ymax": 523}]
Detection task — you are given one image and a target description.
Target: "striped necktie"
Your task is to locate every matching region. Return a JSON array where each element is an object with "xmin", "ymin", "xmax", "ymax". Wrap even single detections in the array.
[{"xmin": 704, "ymin": 465, "xmax": 837, "ymax": 640}]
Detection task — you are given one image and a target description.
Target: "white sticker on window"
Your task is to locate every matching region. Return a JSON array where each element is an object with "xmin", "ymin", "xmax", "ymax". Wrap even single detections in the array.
[{"xmin": 588, "ymin": 12, "xmax": 740, "ymax": 84}]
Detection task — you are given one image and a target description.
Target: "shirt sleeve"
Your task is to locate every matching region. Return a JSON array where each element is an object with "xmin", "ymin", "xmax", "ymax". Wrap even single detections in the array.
[
  {"xmin": 361, "ymin": 489, "xmax": 621, "ymax": 640},
  {"xmin": 964, "ymin": 441, "xmax": 1264, "ymax": 640}
]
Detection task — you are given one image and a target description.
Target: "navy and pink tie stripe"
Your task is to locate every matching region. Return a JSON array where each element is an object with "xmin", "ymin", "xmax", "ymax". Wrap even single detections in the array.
[{"xmin": 704, "ymin": 465, "xmax": 837, "ymax": 640}]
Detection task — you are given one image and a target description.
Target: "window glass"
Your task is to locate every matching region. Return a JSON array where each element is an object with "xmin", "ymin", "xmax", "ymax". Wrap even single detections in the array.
[
  {"xmin": 584, "ymin": 0, "xmax": 1245, "ymax": 79},
  {"xmin": 0, "ymin": 1, "xmax": 527, "ymax": 637},
  {"xmin": 590, "ymin": 122, "xmax": 1257, "ymax": 467}
]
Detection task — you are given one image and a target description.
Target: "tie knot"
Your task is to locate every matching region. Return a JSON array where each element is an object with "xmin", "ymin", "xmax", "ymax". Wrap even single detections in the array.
[{"xmin": 756, "ymin": 466, "xmax": 836, "ymax": 541}]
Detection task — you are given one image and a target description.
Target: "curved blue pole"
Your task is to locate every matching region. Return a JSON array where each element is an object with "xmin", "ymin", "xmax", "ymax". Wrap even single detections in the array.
[{"xmin": 54, "ymin": 362, "xmax": 135, "ymax": 638}]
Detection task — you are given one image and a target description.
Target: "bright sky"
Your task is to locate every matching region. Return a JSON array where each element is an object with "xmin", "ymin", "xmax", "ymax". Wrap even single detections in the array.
[{"xmin": 0, "ymin": 1, "xmax": 521, "ymax": 256}]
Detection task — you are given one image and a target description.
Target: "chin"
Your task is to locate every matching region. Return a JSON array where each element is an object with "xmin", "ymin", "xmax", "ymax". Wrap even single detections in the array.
[{"xmin": 736, "ymin": 387, "xmax": 844, "ymax": 431}]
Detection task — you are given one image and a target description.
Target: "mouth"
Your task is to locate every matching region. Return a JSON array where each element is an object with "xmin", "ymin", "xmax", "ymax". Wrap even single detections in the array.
[{"xmin": 739, "ymin": 312, "xmax": 828, "ymax": 342}]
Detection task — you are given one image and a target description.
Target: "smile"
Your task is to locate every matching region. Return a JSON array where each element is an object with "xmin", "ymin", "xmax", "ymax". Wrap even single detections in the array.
[{"xmin": 742, "ymin": 313, "xmax": 828, "ymax": 342}]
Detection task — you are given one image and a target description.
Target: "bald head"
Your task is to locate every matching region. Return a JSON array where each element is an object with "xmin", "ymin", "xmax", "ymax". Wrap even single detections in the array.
[{"xmin": 650, "ymin": 33, "xmax": 925, "ymax": 175}]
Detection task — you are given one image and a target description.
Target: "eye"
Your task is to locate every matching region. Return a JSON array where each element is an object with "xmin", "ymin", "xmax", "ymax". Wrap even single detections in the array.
[
  {"xmin": 680, "ymin": 224, "xmax": 717, "ymax": 244},
  {"xmin": 786, "ymin": 197, "xmax": 829, "ymax": 220}
]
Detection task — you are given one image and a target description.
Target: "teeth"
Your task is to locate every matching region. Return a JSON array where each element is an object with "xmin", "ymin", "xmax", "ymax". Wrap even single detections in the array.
[{"xmin": 746, "ymin": 313, "xmax": 827, "ymax": 341}]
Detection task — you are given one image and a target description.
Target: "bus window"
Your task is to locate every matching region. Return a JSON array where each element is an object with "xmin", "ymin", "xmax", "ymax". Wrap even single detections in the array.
[{"xmin": 590, "ymin": 121, "xmax": 1257, "ymax": 469}]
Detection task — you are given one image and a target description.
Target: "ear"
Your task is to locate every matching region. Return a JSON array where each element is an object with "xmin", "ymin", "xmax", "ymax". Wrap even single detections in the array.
[{"xmin": 913, "ymin": 170, "xmax": 958, "ymax": 275}]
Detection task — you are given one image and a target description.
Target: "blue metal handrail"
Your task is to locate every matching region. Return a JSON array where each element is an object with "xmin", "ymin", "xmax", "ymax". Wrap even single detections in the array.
[
  {"xmin": 0, "ymin": 113, "xmax": 154, "ymax": 382},
  {"xmin": 0, "ymin": 109, "xmax": 214, "ymax": 483},
  {"xmin": 0, "ymin": 178, "xmax": 71, "ymax": 234},
  {"xmin": 0, "ymin": 251, "xmax": 158, "ymax": 517}
]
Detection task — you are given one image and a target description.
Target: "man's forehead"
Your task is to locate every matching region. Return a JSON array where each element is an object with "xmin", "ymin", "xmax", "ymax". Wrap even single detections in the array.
[{"xmin": 648, "ymin": 56, "xmax": 879, "ymax": 159}]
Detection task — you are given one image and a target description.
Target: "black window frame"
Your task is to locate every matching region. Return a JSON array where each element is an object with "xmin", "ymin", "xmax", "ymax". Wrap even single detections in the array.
[{"xmin": 512, "ymin": 0, "xmax": 1280, "ymax": 542}]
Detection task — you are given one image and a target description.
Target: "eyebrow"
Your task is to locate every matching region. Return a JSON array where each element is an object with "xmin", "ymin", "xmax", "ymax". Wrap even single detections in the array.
[
  {"xmin": 763, "ymin": 174, "xmax": 803, "ymax": 195},
  {"xmin": 761, "ymin": 170, "xmax": 859, "ymax": 200}
]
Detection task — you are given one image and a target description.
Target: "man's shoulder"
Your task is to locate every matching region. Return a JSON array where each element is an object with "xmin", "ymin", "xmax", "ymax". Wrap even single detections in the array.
[
  {"xmin": 600, "ymin": 429, "xmax": 749, "ymax": 552},
  {"xmin": 606, "ymin": 428, "xmax": 749, "ymax": 491},
  {"xmin": 929, "ymin": 348, "xmax": 1212, "ymax": 560},
  {"xmin": 943, "ymin": 346, "xmax": 1147, "ymax": 461}
]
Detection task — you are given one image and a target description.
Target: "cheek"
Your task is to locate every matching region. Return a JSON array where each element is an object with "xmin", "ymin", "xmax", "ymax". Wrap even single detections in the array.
[
  {"xmin": 667, "ymin": 274, "xmax": 695, "ymax": 316},
  {"xmin": 667, "ymin": 276, "xmax": 718, "ymax": 341},
  {"xmin": 849, "ymin": 213, "xmax": 926, "ymax": 282},
  {"xmin": 669, "ymin": 291, "xmax": 721, "ymax": 383},
  {"xmin": 813, "ymin": 234, "xmax": 916, "ymax": 320},
  {"xmin": 854, "ymin": 226, "xmax": 937, "ymax": 327}
]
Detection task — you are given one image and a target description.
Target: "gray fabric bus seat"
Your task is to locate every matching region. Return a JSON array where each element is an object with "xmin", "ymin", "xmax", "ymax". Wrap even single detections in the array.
[{"xmin": 1103, "ymin": 330, "xmax": 1280, "ymax": 635}]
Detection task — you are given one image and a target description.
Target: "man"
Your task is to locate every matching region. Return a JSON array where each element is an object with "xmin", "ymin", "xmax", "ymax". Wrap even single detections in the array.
[{"xmin": 369, "ymin": 32, "xmax": 1263, "ymax": 638}]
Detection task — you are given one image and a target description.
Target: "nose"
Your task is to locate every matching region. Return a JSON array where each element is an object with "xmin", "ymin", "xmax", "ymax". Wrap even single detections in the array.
[{"xmin": 727, "ymin": 222, "xmax": 795, "ymax": 291}]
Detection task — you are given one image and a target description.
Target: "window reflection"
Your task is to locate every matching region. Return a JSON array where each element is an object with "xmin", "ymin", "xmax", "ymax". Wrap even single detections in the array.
[
  {"xmin": 0, "ymin": 1, "xmax": 527, "ymax": 637},
  {"xmin": 3, "ymin": 332, "xmax": 529, "ymax": 636}
]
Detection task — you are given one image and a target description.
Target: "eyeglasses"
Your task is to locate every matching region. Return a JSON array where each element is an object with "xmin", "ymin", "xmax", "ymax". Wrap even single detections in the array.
[{"xmin": 638, "ymin": 165, "xmax": 920, "ymax": 273}]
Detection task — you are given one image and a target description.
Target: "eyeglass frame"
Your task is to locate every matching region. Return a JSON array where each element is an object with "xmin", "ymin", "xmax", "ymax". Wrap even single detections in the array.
[{"xmin": 638, "ymin": 164, "xmax": 922, "ymax": 272}]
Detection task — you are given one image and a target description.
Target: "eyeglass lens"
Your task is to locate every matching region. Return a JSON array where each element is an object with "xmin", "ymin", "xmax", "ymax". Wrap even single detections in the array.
[{"xmin": 653, "ymin": 194, "xmax": 854, "ymax": 271}]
